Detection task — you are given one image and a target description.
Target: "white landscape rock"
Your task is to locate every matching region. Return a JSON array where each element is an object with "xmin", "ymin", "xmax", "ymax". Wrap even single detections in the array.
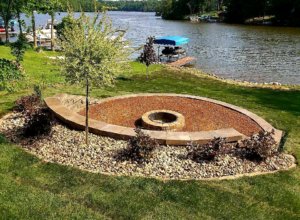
[{"xmin": 0, "ymin": 112, "xmax": 295, "ymax": 180}]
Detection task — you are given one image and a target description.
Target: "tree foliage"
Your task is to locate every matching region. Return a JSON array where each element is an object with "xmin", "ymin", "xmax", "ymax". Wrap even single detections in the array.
[
  {"xmin": 61, "ymin": 12, "xmax": 130, "ymax": 87},
  {"xmin": 10, "ymin": 34, "xmax": 29, "ymax": 65},
  {"xmin": 139, "ymin": 36, "xmax": 157, "ymax": 78},
  {"xmin": 139, "ymin": 36, "xmax": 157, "ymax": 67},
  {"xmin": 158, "ymin": 0, "xmax": 300, "ymax": 26},
  {"xmin": 0, "ymin": 58, "xmax": 23, "ymax": 91},
  {"xmin": 101, "ymin": 0, "xmax": 159, "ymax": 12},
  {"xmin": 0, "ymin": 0, "xmax": 15, "ymax": 43},
  {"xmin": 223, "ymin": 0, "xmax": 300, "ymax": 26}
]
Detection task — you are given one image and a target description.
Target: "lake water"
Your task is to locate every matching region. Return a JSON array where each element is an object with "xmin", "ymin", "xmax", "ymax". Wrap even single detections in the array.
[{"xmin": 16, "ymin": 12, "xmax": 300, "ymax": 84}]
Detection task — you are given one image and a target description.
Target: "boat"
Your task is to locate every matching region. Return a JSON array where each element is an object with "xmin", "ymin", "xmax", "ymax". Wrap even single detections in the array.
[
  {"xmin": 26, "ymin": 28, "xmax": 57, "ymax": 43},
  {"xmin": 26, "ymin": 19, "xmax": 57, "ymax": 44},
  {"xmin": 154, "ymin": 36, "xmax": 196, "ymax": 67},
  {"xmin": 189, "ymin": 15, "xmax": 199, "ymax": 22},
  {"xmin": 0, "ymin": 17, "xmax": 17, "ymax": 40}
]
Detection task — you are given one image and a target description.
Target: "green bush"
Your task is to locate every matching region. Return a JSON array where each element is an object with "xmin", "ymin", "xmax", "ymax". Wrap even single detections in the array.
[
  {"xmin": 0, "ymin": 58, "xmax": 23, "ymax": 91},
  {"xmin": 10, "ymin": 34, "xmax": 30, "ymax": 64}
]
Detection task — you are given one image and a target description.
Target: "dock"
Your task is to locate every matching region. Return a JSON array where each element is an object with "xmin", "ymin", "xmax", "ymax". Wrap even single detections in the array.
[{"xmin": 168, "ymin": 56, "xmax": 196, "ymax": 67}]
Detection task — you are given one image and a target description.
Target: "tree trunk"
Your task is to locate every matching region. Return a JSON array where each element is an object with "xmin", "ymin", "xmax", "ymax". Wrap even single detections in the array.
[
  {"xmin": 85, "ymin": 74, "xmax": 89, "ymax": 146},
  {"xmin": 4, "ymin": 20, "xmax": 9, "ymax": 43},
  {"xmin": 32, "ymin": 11, "xmax": 37, "ymax": 48},
  {"xmin": 146, "ymin": 65, "xmax": 149, "ymax": 79},
  {"xmin": 51, "ymin": 13, "xmax": 55, "ymax": 51},
  {"xmin": 17, "ymin": 10, "xmax": 23, "ymax": 35}
]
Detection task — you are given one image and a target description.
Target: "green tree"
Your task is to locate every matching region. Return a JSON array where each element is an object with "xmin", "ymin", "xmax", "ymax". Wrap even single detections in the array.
[
  {"xmin": 0, "ymin": 0, "xmax": 14, "ymax": 43},
  {"xmin": 24, "ymin": 0, "xmax": 49, "ymax": 48},
  {"xmin": 13, "ymin": 0, "xmax": 26, "ymax": 35},
  {"xmin": 60, "ymin": 12, "xmax": 130, "ymax": 145},
  {"xmin": 160, "ymin": 0, "xmax": 204, "ymax": 19}
]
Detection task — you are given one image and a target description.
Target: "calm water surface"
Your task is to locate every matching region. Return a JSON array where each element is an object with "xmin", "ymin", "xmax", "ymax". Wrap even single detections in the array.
[{"xmin": 19, "ymin": 12, "xmax": 300, "ymax": 84}]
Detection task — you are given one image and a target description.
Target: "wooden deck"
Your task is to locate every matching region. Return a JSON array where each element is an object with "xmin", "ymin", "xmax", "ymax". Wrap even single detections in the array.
[{"xmin": 168, "ymin": 56, "xmax": 196, "ymax": 67}]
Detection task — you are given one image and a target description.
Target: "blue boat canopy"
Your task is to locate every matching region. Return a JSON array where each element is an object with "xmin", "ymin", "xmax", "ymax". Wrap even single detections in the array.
[{"xmin": 154, "ymin": 36, "xmax": 189, "ymax": 46}]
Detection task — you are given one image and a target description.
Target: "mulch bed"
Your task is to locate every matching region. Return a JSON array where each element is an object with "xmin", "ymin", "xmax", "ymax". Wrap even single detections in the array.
[{"xmin": 79, "ymin": 96, "xmax": 262, "ymax": 136}]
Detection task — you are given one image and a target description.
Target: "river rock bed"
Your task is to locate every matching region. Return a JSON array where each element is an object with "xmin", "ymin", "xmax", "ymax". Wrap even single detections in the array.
[{"xmin": 0, "ymin": 113, "xmax": 295, "ymax": 180}]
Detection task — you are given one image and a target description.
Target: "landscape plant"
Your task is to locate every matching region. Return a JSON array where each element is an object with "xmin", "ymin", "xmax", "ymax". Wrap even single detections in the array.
[
  {"xmin": 15, "ymin": 86, "xmax": 53, "ymax": 137},
  {"xmin": 15, "ymin": 85, "xmax": 42, "ymax": 113},
  {"xmin": 139, "ymin": 36, "xmax": 157, "ymax": 79},
  {"xmin": 10, "ymin": 34, "xmax": 29, "ymax": 67},
  {"xmin": 60, "ymin": 11, "xmax": 130, "ymax": 146},
  {"xmin": 187, "ymin": 137, "xmax": 227, "ymax": 162},
  {"xmin": 0, "ymin": 58, "xmax": 23, "ymax": 91},
  {"xmin": 118, "ymin": 128, "xmax": 159, "ymax": 163},
  {"xmin": 239, "ymin": 130, "xmax": 278, "ymax": 161}
]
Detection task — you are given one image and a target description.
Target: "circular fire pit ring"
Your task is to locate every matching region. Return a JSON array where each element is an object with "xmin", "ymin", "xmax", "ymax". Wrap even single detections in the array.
[{"xmin": 142, "ymin": 110, "xmax": 185, "ymax": 131}]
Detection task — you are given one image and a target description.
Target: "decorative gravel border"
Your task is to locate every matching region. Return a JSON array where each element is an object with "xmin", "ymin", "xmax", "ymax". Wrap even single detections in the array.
[
  {"xmin": 0, "ymin": 113, "xmax": 296, "ymax": 181},
  {"xmin": 44, "ymin": 93, "xmax": 283, "ymax": 146}
]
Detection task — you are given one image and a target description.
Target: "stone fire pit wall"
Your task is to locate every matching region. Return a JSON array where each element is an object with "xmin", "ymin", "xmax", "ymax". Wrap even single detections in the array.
[
  {"xmin": 142, "ymin": 110, "xmax": 185, "ymax": 131},
  {"xmin": 44, "ymin": 93, "xmax": 283, "ymax": 146}
]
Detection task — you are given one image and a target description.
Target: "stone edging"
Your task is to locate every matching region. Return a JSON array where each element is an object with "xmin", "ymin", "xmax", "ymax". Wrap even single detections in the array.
[{"xmin": 44, "ymin": 93, "xmax": 283, "ymax": 146}]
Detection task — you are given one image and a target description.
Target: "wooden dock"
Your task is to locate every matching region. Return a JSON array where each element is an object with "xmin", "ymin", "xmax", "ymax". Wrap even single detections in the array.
[{"xmin": 168, "ymin": 56, "xmax": 196, "ymax": 67}]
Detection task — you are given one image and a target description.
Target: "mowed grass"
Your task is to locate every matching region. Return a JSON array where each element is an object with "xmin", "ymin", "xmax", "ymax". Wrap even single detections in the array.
[{"xmin": 0, "ymin": 46, "xmax": 300, "ymax": 219}]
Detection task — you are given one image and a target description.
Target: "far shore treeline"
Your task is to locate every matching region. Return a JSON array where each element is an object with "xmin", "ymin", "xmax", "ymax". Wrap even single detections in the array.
[
  {"xmin": 100, "ymin": 0, "xmax": 299, "ymax": 26},
  {"xmin": 158, "ymin": 0, "xmax": 300, "ymax": 26},
  {"xmin": 1, "ymin": 0, "xmax": 299, "ymax": 27}
]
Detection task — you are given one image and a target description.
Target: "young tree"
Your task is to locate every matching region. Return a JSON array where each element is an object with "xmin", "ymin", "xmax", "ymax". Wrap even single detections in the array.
[
  {"xmin": 0, "ymin": 0, "xmax": 14, "ymax": 43},
  {"xmin": 60, "ymin": 12, "xmax": 130, "ymax": 146},
  {"xmin": 139, "ymin": 36, "xmax": 157, "ymax": 79}
]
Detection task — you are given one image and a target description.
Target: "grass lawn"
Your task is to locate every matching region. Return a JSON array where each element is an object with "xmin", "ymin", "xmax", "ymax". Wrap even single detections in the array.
[{"xmin": 0, "ymin": 46, "xmax": 299, "ymax": 219}]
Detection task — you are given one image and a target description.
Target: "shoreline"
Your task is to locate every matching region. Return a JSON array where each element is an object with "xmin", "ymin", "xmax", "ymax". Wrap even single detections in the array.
[{"xmin": 167, "ymin": 65, "xmax": 300, "ymax": 91}]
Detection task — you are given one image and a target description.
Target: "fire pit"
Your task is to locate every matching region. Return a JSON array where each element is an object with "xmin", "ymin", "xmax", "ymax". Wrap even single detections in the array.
[{"xmin": 141, "ymin": 110, "xmax": 185, "ymax": 131}]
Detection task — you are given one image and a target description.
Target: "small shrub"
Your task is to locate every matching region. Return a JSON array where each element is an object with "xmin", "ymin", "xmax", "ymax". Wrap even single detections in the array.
[
  {"xmin": 15, "ymin": 86, "xmax": 52, "ymax": 137},
  {"xmin": 10, "ymin": 34, "xmax": 30, "ymax": 64},
  {"xmin": 23, "ymin": 106, "xmax": 53, "ymax": 137},
  {"xmin": 239, "ymin": 130, "xmax": 277, "ymax": 161},
  {"xmin": 119, "ymin": 128, "xmax": 159, "ymax": 163},
  {"xmin": 187, "ymin": 137, "xmax": 227, "ymax": 162},
  {"xmin": 15, "ymin": 86, "xmax": 42, "ymax": 112}
]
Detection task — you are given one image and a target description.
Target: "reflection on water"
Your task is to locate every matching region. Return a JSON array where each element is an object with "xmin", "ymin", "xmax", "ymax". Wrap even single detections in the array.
[{"xmin": 11, "ymin": 12, "xmax": 300, "ymax": 84}]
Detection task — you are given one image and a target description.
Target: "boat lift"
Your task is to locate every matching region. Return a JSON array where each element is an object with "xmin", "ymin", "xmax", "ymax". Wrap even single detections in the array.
[{"xmin": 154, "ymin": 36, "xmax": 196, "ymax": 67}]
